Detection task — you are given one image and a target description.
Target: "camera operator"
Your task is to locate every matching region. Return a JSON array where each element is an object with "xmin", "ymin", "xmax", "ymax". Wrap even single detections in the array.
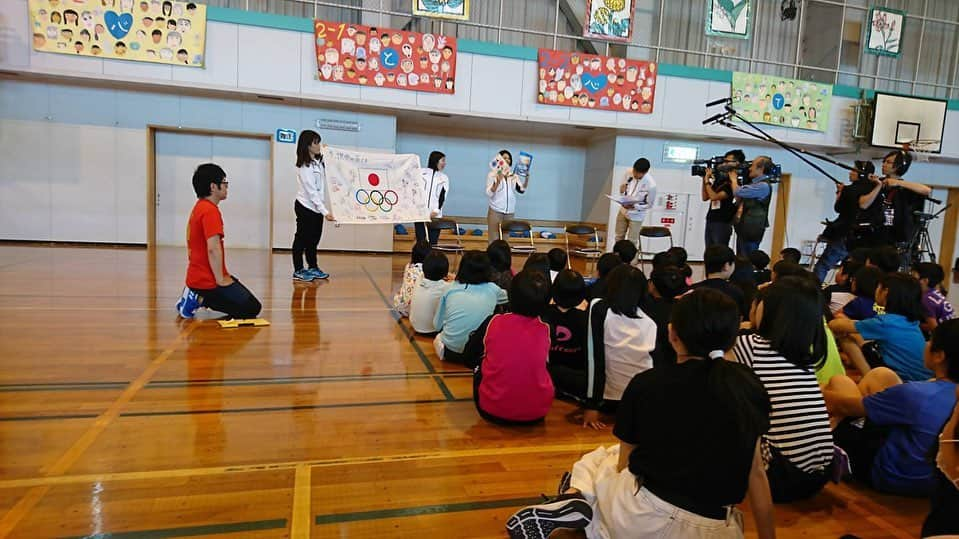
[
  {"xmin": 871, "ymin": 150, "xmax": 932, "ymax": 270},
  {"xmin": 732, "ymin": 155, "xmax": 777, "ymax": 257},
  {"xmin": 701, "ymin": 149, "xmax": 744, "ymax": 248},
  {"xmin": 812, "ymin": 160, "xmax": 878, "ymax": 282}
]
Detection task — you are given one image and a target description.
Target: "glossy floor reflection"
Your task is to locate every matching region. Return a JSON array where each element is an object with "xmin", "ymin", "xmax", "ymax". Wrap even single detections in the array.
[{"xmin": 0, "ymin": 245, "xmax": 928, "ymax": 538}]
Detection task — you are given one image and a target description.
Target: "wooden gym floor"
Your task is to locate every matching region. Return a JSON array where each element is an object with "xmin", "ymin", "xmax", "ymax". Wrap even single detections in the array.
[{"xmin": 0, "ymin": 245, "xmax": 930, "ymax": 538}]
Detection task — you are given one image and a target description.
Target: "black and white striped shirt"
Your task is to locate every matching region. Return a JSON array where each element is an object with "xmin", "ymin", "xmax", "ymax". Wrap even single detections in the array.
[{"xmin": 733, "ymin": 334, "xmax": 834, "ymax": 473}]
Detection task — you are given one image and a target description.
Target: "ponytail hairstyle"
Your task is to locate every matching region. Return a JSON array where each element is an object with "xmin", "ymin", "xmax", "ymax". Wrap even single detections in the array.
[
  {"xmin": 296, "ymin": 130, "xmax": 322, "ymax": 168},
  {"xmin": 671, "ymin": 289, "xmax": 771, "ymax": 454}
]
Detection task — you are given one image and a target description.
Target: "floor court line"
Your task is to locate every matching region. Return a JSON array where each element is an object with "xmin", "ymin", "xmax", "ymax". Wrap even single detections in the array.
[
  {"xmin": 0, "ymin": 321, "xmax": 198, "ymax": 538},
  {"xmin": 0, "ymin": 397, "xmax": 475, "ymax": 422},
  {"xmin": 290, "ymin": 464, "xmax": 312, "ymax": 539},
  {"xmin": 0, "ymin": 443, "xmax": 597, "ymax": 490},
  {"xmin": 314, "ymin": 497, "xmax": 541, "ymax": 525},
  {"xmin": 61, "ymin": 518, "xmax": 289, "ymax": 539}
]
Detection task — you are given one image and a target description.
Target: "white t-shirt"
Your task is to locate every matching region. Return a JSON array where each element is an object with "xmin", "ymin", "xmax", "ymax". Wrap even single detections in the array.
[
  {"xmin": 410, "ymin": 279, "xmax": 452, "ymax": 334},
  {"xmin": 586, "ymin": 299, "xmax": 657, "ymax": 404},
  {"xmin": 619, "ymin": 172, "xmax": 657, "ymax": 222}
]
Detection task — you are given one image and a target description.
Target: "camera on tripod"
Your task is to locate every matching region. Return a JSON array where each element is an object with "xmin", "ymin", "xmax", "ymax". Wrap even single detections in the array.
[{"xmin": 690, "ymin": 156, "xmax": 747, "ymax": 179}]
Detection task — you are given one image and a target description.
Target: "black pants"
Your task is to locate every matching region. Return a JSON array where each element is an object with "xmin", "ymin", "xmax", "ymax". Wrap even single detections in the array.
[
  {"xmin": 292, "ymin": 200, "xmax": 325, "ymax": 271},
  {"xmin": 922, "ymin": 470, "xmax": 959, "ymax": 538},
  {"xmin": 834, "ymin": 417, "xmax": 886, "ymax": 486},
  {"xmin": 705, "ymin": 220, "xmax": 733, "ymax": 248},
  {"xmin": 414, "ymin": 222, "xmax": 441, "ymax": 245},
  {"xmin": 192, "ymin": 277, "xmax": 262, "ymax": 320},
  {"xmin": 548, "ymin": 363, "xmax": 588, "ymax": 402},
  {"xmin": 765, "ymin": 445, "xmax": 830, "ymax": 503},
  {"xmin": 472, "ymin": 367, "xmax": 545, "ymax": 426}
]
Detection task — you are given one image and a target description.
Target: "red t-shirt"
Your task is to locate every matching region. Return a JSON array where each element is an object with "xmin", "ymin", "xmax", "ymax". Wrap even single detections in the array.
[
  {"xmin": 478, "ymin": 313, "xmax": 554, "ymax": 422},
  {"xmin": 185, "ymin": 199, "xmax": 227, "ymax": 290}
]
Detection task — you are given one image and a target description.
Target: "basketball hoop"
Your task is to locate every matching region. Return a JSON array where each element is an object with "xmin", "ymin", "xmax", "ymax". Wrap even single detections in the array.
[{"xmin": 902, "ymin": 138, "xmax": 940, "ymax": 162}]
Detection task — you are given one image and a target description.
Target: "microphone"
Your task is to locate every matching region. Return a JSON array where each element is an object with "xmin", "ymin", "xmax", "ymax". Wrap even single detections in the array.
[
  {"xmin": 706, "ymin": 97, "xmax": 732, "ymax": 107},
  {"xmin": 702, "ymin": 112, "xmax": 730, "ymax": 125},
  {"xmin": 925, "ymin": 196, "xmax": 943, "ymax": 205}
]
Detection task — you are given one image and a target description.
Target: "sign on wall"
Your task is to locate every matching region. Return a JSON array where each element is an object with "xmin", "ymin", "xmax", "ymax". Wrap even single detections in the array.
[
  {"xmin": 584, "ymin": 0, "xmax": 636, "ymax": 43},
  {"xmin": 314, "ymin": 20, "xmax": 457, "ymax": 94},
  {"xmin": 412, "ymin": 0, "xmax": 469, "ymax": 21},
  {"xmin": 28, "ymin": 0, "xmax": 207, "ymax": 66},
  {"xmin": 537, "ymin": 49, "xmax": 657, "ymax": 114},
  {"xmin": 324, "ymin": 147, "xmax": 431, "ymax": 224},
  {"xmin": 731, "ymin": 72, "xmax": 832, "ymax": 132}
]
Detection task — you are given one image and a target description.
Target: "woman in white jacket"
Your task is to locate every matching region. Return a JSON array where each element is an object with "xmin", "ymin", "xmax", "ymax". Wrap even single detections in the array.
[
  {"xmin": 292, "ymin": 130, "xmax": 334, "ymax": 282},
  {"xmin": 416, "ymin": 151, "xmax": 450, "ymax": 245}
]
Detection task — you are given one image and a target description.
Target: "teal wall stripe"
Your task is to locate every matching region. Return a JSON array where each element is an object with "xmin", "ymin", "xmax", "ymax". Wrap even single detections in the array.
[
  {"xmin": 315, "ymin": 497, "xmax": 540, "ymax": 525},
  {"xmin": 207, "ymin": 6, "xmax": 959, "ymax": 110},
  {"xmin": 69, "ymin": 518, "xmax": 287, "ymax": 538}
]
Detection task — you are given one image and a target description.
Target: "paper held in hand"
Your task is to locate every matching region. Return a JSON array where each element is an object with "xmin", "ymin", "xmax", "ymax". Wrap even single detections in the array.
[{"xmin": 606, "ymin": 193, "xmax": 647, "ymax": 207}]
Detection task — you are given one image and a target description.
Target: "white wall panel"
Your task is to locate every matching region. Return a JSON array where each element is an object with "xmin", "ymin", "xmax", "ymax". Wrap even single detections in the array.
[
  {"xmin": 519, "ymin": 60, "xmax": 571, "ymax": 122},
  {"xmin": 237, "ymin": 26, "xmax": 300, "ymax": 93},
  {"xmin": 102, "ymin": 57, "xmax": 174, "ymax": 82},
  {"xmin": 0, "ymin": 0, "xmax": 30, "ymax": 68},
  {"xmin": 50, "ymin": 124, "xmax": 118, "ymax": 241},
  {"xmin": 173, "ymin": 22, "xmax": 240, "ymax": 88},
  {"xmin": 115, "ymin": 128, "xmax": 148, "ymax": 244},
  {"xmin": 0, "ymin": 119, "xmax": 51, "ymax": 240},
  {"xmin": 469, "ymin": 55, "xmax": 524, "ymax": 117},
  {"xmin": 416, "ymin": 52, "xmax": 473, "ymax": 112}
]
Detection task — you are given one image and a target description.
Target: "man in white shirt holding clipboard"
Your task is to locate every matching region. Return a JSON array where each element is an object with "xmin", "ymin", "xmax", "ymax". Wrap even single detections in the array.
[{"xmin": 612, "ymin": 158, "xmax": 657, "ymax": 245}]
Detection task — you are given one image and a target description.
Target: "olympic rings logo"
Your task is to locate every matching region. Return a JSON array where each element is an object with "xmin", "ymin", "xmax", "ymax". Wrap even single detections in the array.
[{"xmin": 355, "ymin": 189, "xmax": 398, "ymax": 212}]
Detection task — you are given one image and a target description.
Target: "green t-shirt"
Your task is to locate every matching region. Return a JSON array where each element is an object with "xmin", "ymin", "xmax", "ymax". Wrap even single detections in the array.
[{"xmin": 816, "ymin": 319, "xmax": 846, "ymax": 385}]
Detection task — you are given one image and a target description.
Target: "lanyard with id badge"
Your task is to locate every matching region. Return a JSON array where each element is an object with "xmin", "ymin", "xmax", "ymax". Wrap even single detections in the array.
[{"xmin": 882, "ymin": 188, "xmax": 898, "ymax": 227}]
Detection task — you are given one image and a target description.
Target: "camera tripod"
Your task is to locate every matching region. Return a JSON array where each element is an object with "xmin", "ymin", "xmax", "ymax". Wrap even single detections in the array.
[{"xmin": 906, "ymin": 205, "xmax": 950, "ymax": 266}]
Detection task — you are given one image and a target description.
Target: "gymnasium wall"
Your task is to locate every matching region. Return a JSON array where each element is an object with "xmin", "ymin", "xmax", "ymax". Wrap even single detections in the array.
[
  {"xmin": 3, "ymin": 0, "xmax": 959, "ymax": 254},
  {"xmin": 0, "ymin": 80, "xmax": 396, "ymax": 247}
]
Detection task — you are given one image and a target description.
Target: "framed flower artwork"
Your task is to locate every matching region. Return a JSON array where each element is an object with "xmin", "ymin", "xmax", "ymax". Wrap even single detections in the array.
[{"xmin": 865, "ymin": 7, "xmax": 905, "ymax": 57}]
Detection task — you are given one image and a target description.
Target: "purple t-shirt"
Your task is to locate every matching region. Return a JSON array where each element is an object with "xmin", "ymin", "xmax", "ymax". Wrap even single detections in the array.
[{"xmin": 923, "ymin": 289, "xmax": 955, "ymax": 324}]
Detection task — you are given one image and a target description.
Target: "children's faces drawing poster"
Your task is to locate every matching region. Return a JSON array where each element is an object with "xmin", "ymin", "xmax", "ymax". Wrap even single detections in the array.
[
  {"xmin": 731, "ymin": 72, "xmax": 832, "ymax": 132},
  {"xmin": 537, "ymin": 49, "xmax": 657, "ymax": 114},
  {"xmin": 28, "ymin": 0, "xmax": 207, "ymax": 66},
  {"xmin": 314, "ymin": 19, "xmax": 457, "ymax": 94}
]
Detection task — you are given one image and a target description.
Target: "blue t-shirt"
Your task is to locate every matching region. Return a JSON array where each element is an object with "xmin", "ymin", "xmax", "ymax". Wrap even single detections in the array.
[
  {"xmin": 856, "ymin": 314, "xmax": 930, "ymax": 382},
  {"xmin": 843, "ymin": 296, "xmax": 877, "ymax": 320},
  {"xmin": 864, "ymin": 380, "xmax": 958, "ymax": 496},
  {"xmin": 434, "ymin": 282, "xmax": 508, "ymax": 353}
]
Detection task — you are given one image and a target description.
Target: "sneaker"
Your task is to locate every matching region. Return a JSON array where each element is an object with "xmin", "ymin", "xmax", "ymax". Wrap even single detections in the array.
[
  {"xmin": 308, "ymin": 267, "xmax": 330, "ymax": 279},
  {"xmin": 556, "ymin": 471, "xmax": 572, "ymax": 496},
  {"xmin": 505, "ymin": 493, "xmax": 592, "ymax": 539},
  {"xmin": 175, "ymin": 287, "xmax": 200, "ymax": 319},
  {"xmin": 293, "ymin": 269, "xmax": 315, "ymax": 282}
]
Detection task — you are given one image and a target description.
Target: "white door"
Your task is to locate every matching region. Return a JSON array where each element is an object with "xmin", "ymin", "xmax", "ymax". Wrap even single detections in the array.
[{"xmin": 155, "ymin": 132, "xmax": 271, "ymax": 248}]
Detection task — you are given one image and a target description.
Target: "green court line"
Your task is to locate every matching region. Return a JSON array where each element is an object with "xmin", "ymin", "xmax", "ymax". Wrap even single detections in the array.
[
  {"xmin": 67, "ymin": 518, "xmax": 287, "ymax": 538},
  {"xmin": 361, "ymin": 266, "xmax": 437, "ymax": 375},
  {"xmin": 0, "ymin": 397, "xmax": 473, "ymax": 422},
  {"xmin": 315, "ymin": 497, "xmax": 540, "ymax": 525},
  {"xmin": 432, "ymin": 375, "xmax": 456, "ymax": 401},
  {"xmin": 0, "ymin": 372, "xmax": 474, "ymax": 393}
]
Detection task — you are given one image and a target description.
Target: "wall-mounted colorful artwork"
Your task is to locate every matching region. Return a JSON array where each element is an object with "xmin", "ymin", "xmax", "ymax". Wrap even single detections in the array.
[
  {"xmin": 706, "ymin": 0, "xmax": 751, "ymax": 40},
  {"xmin": 584, "ymin": 0, "xmax": 636, "ymax": 43},
  {"xmin": 866, "ymin": 7, "xmax": 905, "ymax": 57},
  {"xmin": 412, "ymin": 0, "xmax": 469, "ymax": 21},
  {"xmin": 731, "ymin": 72, "xmax": 832, "ymax": 132},
  {"xmin": 537, "ymin": 49, "xmax": 657, "ymax": 114},
  {"xmin": 314, "ymin": 20, "xmax": 457, "ymax": 94},
  {"xmin": 28, "ymin": 0, "xmax": 207, "ymax": 66}
]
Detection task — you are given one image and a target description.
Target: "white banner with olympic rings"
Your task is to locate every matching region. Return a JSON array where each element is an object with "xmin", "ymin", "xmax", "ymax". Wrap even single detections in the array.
[{"xmin": 323, "ymin": 146, "xmax": 431, "ymax": 224}]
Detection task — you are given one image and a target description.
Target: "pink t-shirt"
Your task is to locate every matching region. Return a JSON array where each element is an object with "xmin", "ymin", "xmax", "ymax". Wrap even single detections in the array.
[{"xmin": 478, "ymin": 314, "xmax": 554, "ymax": 422}]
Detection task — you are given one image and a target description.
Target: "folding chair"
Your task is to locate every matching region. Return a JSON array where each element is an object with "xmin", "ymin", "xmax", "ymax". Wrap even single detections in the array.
[
  {"xmin": 500, "ymin": 220, "xmax": 536, "ymax": 257},
  {"xmin": 429, "ymin": 218, "xmax": 465, "ymax": 269},
  {"xmin": 564, "ymin": 224, "xmax": 603, "ymax": 275}
]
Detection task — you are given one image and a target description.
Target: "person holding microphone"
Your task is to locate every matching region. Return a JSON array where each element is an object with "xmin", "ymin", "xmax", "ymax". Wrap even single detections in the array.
[{"xmin": 613, "ymin": 158, "xmax": 657, "ymax": 247}]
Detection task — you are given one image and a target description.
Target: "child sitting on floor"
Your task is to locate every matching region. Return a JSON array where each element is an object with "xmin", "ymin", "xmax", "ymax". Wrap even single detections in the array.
[
  {"xmin": 547, "ymin": 248, "xmax": 567, "ymax": 282},
  {"xmin": 913, "ymin": 262, "xmax": 956, "ymax": 332},
  {"xmin": 542, "ymin": 269, "xmax": 589, "ymax": 401},
  {"xmin": 824, "ymin": 319, "xmax": 959, "ymax": 497},
  {"xmin": 836, "ymin": 265, "xmax": 882, "ymax": 320},
  {"xmin": 506, "ymin": 289, "xmax": 775, "ymax": 539},
  {"xmin": 466, "ymin": 269, "xmax": 553, "ymax": 425},
  {"xmin": 392, "ymin": 240, "xmax": 432, "ymax": 317},
  {"xmin": 409, "ymin": 251, "xmax": 451, "ymax": 334},
  {"xmin": 582, "ymin": 264, "xmax": 657, "ymax": 429},
  {"xmin": 487, "ymin": 239, "xmax": 514, "ymax": 294},
  {"xmin": 433, "ymin": 251, "xmax": 508, "ymax": 364},
  {"xmin": 830, "ymin": 272, "xmax": 930, "ymax": 381}
]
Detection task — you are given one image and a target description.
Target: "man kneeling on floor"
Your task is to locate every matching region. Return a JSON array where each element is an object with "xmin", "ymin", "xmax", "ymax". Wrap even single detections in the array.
[{"xmin": 176, "ymin": 163, "xmax": 262, "ymax": 320}]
